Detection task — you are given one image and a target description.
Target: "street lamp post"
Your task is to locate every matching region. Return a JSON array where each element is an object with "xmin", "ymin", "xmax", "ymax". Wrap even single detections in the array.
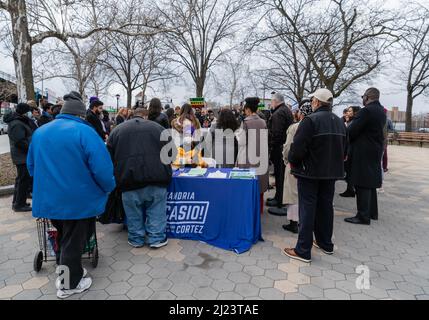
[{"xmin": 115, "ymin": 94, "xmax": 120, "ymax": 113}]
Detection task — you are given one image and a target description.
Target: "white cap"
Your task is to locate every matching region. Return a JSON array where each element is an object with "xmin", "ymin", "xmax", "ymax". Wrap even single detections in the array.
[{"xmin": 309, "ymin": 88, "xmax": 334, "ymax": 104}]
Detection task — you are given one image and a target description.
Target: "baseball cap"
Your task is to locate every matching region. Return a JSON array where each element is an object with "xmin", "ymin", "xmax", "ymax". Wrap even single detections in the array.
[{"xmin": 309, "ymin": 88, "xmax": 334, "ymax": 104}]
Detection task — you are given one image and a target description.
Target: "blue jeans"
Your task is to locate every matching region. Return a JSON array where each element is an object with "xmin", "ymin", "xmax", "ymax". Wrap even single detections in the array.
[{"xmin": 122, "ymin": 186, "xmax": 168, "ymax": 246}]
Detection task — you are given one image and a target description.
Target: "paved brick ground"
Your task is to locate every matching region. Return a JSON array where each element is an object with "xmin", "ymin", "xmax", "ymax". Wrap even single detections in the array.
[{"xmin": 1, "ymin": 145, "xmax": 429, "ymax": 300}]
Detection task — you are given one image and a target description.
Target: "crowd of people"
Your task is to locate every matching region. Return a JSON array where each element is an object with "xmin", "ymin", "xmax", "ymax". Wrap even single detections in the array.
[{"xmin": 4, "ymin": 86, "xmax": 388, "ymax": 297}]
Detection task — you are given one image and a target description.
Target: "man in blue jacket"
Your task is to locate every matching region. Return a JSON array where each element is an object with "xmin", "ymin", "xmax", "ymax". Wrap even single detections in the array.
[{"xmin": 27, "ymin": 91, "xmax": 116, "ymax": 299}]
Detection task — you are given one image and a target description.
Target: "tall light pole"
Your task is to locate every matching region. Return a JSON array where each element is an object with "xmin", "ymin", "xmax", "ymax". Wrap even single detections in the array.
[{"xmin": 115, "ymin": 94, "xmax": 120, "ymax": 113}]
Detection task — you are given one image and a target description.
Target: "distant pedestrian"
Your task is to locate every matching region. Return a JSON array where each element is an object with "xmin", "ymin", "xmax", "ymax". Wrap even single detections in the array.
[
  {"xmin": 107, "ymin": 107, "xmax": 172, "ymax": 249},
  {"xmin": 27, "ymin": 91, "xmax": 116, "ymax": 299},
  {"xmin": 284, "ymin": 89, "xmax": 346, "ymax": 263},
  {"xmin": 345, "ymin": 88, "xmax": 387, "ymax": 225},
  {"xmin": 4, "ymin": 103, "xmax": 34, "ymax": 212}
]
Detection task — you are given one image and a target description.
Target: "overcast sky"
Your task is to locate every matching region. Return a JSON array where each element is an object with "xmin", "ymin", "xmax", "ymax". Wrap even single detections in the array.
[{"xmin": 0, "ymin": 0, "xmax": 428, "ymax": 114}]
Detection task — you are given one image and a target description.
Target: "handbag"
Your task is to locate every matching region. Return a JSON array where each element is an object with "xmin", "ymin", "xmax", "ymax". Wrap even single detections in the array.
[{"xmin": 98, "ymin": 189, "xmax": 125, "ymax": 225}]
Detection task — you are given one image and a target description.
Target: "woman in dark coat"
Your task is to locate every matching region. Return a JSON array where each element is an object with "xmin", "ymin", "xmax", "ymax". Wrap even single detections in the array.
[
  {"xmin": 340, "ymin": 106, "xmax": 361, "ymax": 198},
  {"xmin": 148, "ymin": 98, "xmax": 170, "ymax": 129}
]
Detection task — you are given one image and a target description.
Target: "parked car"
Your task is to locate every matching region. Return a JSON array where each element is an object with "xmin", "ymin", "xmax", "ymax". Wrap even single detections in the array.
[
  {"xmin": 418, "ymin": 128, "xmax": 429, "ymax": 133},
  {"xmin": 0, "ymin": 120, "xmax": 8, "ymax": 135}
]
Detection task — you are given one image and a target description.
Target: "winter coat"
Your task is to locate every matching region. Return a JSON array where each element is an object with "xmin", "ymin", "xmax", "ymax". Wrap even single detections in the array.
[
  {"xmin": 27, "ymin": 114, "xmax": 116, "ymax": 220},
  {"xmin": 37, "ymin": 112, "xmax": 53, "ymax": 127},
  {"xmin": 86, "ymin": 110, "xmax": 106, "ymax": 140},
  {"xmin": 282, "ymin": 122, "xmax": 299, "ymax": 205},
  {"xmin": 209, "ymin": 123, "xmax": 238, "ymax": 168},
  {"xmin": 236, "ymin": 114, "xmax": 269, "ymax": 194},
  {"xmin": 150, "ymin": 112, "xmax": 170, "ymax": 129},
  {"xmin": 289, "ymin": 106, "xmax": 346, "ymax": 180},
  {"xmin": 348, "ymin": 101, "xmax": 387, "ymax": 188},
  {"xmin": 4, "ymin": 112, "xmax": 34, "ymax": 165},
  {"xmin": 116, "ymin": 114, "xmax": 125, "ymax": 126},
  {"xmin": 268, "ymin": 103, "xmax": 294, "ymax": 149},
  {"xmin": 107, "ymin": 116, "xmax": 173, "ymax": 192}
]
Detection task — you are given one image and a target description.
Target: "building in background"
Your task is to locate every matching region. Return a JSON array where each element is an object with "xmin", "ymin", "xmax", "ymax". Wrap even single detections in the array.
[{"xmin": 387, "ymin": 107, "xmax": 407, "ymax": 131}]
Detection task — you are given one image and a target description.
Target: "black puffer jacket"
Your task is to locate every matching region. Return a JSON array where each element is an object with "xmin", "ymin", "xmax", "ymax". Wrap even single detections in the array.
[
  {"xmin": 4, "ymin": 112, "xmax": 34, "ymax": 165},
  {"xmin": 107, "ymin": 117, "xmax": 172, "ymax": 192},
  {"xmin": 289, "ymin": 106, "xmax": 347, "ymax": 180}
]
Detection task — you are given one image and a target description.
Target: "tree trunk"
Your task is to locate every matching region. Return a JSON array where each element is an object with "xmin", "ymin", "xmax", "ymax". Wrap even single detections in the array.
[
  {"xmin": 405, "ymin": 92, "xmax": 413, "ymax": 132},
  {"xmin": 126, "ymin": 87, "xmax": 132, "ymax": 108},
  {"xmin": 196, "ymin": 78, "xmax": 204, "ymax": 98},
  {"xmin": 9, "ymin": 0, "xmax": 34, "ymax": 102}
]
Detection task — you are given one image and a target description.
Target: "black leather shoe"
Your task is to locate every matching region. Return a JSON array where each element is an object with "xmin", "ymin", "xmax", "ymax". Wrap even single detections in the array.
[
  {"xmin": 340, "ymin": 191, "xmax": 355, "ymax": 198},
  {"xmin": 266, "ymin": 199, "xmax": 281, "ymax": 207},
  {"xmin": 268, "ymin": 207, "xmax": 288, "ymax": 217},
  {"xmin": 344, "ymin": 216, "xmax": 370, "ymax": 225},
  {"xmin": 371, "ymin": 216, "xmax": 378, "ymax": 221},
  {"xmin": 13, "ymin": 206, "xmax": 32, "ymax": 213},
  {"xmin": 267, "ymin": 197, "xmax": 275, "ymax": 202},
  {"xmin": 283, "ymin": 222, "xmax": 299, "ymax": 234}
]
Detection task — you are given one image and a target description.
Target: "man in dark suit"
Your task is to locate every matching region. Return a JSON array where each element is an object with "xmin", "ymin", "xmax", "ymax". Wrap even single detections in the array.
[{"xmin": 345, "ymin": 88, "xmax": 387, "ymax": 225}]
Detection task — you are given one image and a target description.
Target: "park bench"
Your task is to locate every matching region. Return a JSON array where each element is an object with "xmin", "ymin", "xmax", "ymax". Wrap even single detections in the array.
[{"xmin": 389, "ymin": 132, "xmax": 429, "ymax": 148}]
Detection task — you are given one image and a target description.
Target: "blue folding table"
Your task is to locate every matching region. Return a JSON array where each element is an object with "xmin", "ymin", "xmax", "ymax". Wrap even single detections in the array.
[{"xmin": 166, "ymin": 168, "xmax": 262, "ymax": 254}]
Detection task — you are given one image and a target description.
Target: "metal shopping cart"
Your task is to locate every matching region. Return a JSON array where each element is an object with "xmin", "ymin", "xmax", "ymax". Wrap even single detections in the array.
[{"xmin": 33, "ymin": 218, "xmax": 99, "ymax": 272}]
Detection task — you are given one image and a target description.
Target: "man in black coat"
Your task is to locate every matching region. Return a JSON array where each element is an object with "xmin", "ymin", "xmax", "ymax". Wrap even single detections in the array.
[
  {"xmin": 267, "ymin": 93, "xmax": 294, "ymax": 212},
  {"xmin": 38, "ymin": 103, "xmax": 54, "ymax": 127},
  {"xmin": 345, "ymin": 88, "xmax": 387, "ymax": 225},
  {"xmin": 4, "ymin": 103, "xmax": 34, "ymax": 212},
  {"xmin": 107, "ymin": 107, "xmax": 173, "ymax": 249},
  {"xmin": 283, "ymin": 88, "xmax": 346, "ymax": 263},
  {"xmin": 86, "ymin": 100, "xmax": 107, "ymax": 141}
]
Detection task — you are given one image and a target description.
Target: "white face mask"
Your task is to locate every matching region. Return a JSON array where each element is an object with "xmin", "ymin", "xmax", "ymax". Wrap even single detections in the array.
[{"xmin": 27, "ymin": 111, "xmax": 33, "ymax": 118}]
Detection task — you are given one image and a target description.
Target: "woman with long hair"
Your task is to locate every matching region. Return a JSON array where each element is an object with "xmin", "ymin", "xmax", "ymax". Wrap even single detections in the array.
[
  {"xmin": 210, "ymin": 108, "xmax": 239, "ymax": 168},
  {"xmin": 172, "ymin": 104, "xmax": 205, "ymax": 168},
  {"xmin": 148, "ymin": 98, "xmax": 170, "ymax": 129}
]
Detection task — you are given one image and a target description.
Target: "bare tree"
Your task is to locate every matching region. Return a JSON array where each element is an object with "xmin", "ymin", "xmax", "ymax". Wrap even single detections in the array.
[
  {"xmin": 254, "ymin": 0, "xmax": 398, "ymax": 98},
  {"xmin": 0, "ymin": 0, "xmax": 168, "ymax": 102},
  {"xmin": 158, "ymin": 0, "xmax": 251, "ymax": 97},
  {"xmin": 399, "ymin": 3, "xmax": 429, "ymax": 132},
  {"xmin": 34, "ymin": 36, "xmax": 107, "ymax": 100},
  {"xmin": 213, "ymin": 54, "xmax": 251, "ymax": 107}
]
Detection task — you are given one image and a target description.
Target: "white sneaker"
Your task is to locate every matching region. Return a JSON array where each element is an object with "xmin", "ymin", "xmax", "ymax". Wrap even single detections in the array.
[
  {"xmin": 55, "ymin": 268, "xmax": 88, "ymax": 290},
  {"xmin": 57, "ymin": 277, "xmax": 92, "ymax": 299}
]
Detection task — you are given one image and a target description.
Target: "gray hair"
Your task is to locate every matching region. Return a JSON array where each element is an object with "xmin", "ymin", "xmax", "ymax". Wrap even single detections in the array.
[{"xmin": 272, "ymin": 92, "xmax": 285, "ymax": 103}]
